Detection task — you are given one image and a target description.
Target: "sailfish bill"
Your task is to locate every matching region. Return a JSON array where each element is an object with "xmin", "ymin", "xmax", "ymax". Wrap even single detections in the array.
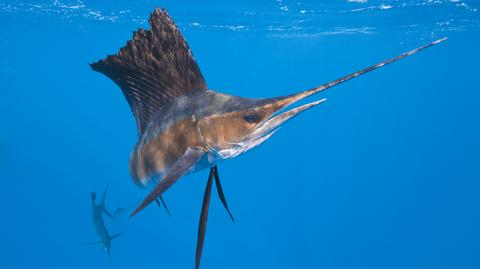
[{"xmin": 90, "ymin": 7, "xmax": 447, "ymax": 269}]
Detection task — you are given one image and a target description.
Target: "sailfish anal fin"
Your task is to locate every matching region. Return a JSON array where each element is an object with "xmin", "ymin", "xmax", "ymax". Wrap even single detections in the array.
[
  {"xmin": 131, "ymin": 147, "xmax": 205, "ymax": 217},
  {"xmin": 90, "ymin": 8, "xmax": 207, "ymax": 136}
]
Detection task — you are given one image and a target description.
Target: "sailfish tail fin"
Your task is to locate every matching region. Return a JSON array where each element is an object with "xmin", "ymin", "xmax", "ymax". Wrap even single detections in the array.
[
  {"xmin": 107, "ymin": 248, "xmax": 112, "ymax": 264},
  {"xmin": 90, "ymin": 7, "xmax": 207, "ymax": 137}
]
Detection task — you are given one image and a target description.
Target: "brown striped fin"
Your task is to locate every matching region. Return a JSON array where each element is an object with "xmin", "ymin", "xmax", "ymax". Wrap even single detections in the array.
[{"xmin": 90, "ymin": 8, "xmax": 207, "ymax": 136}]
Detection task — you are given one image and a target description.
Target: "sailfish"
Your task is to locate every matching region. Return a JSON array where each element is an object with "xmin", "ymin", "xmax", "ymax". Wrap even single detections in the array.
[
  {"xmin": 90, "ymin": 7, "xmax": 446, "ymax": 269},
  {"xmin": 84, "ymin": 186, "xmax": 121, "ymax": 263}
]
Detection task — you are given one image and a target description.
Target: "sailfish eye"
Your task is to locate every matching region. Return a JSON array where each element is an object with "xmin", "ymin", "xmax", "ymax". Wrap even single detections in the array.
[{"xmin": 243, "ymin": 112, "xmax": 262, "ymax": 123}]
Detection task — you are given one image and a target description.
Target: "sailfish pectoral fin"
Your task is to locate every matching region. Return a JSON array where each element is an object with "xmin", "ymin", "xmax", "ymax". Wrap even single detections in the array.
[
  {"xmin": 196, "ymin": 167, "xmax": 214, "ymax": 269},
  {"xmin": 82, "ymin": 240, "xmax": 103, "ymax": 246},
  {"xmin": 131, "ymin": 147, "xmax": 205, "ymax": 217},
  {"xmin": 110, "ymin": 233, "xmax": 122, "ymax": 240},
  {"xmin": 101, "ymin": 185, "xmax": 114, "ymax": 219},
  {"xmin": 212, "ymin": 166, "xmax": 235, "ymax": 222},
  {"xmin": 102, "ymin": 209, "xmax": 114, "ymax": 219}
]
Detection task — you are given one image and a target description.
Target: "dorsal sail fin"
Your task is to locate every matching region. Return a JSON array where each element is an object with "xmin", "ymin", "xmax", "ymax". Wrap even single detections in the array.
[{"xmin": 90, "ymin": 7, "xmax": 207, "ymax": 136}]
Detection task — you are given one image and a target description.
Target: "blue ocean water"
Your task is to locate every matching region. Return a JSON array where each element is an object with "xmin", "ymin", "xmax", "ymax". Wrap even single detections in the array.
[{"xmin": 1, "ymin": 0, "xmax": 479, "ymax": 268}]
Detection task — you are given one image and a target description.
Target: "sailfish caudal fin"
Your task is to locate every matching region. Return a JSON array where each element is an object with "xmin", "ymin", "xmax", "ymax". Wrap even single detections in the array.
[{"xmin": 90, "ymin": 7, "xmax": 207, "ymax": 137}]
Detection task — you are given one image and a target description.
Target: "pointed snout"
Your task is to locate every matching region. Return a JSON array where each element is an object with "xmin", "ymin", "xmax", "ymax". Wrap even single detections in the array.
[
  {"xmin": 244, "ymin": 88, "xmax": 329, "ymax": 144},
  {"xmin": 251, "ymin": 97, "xmax": 327, "ymax": 140},
  {"xmin": 263, "ymin": 83, "xmax": 331, "ymax": 124},
  {"xmin": 267, "ymin": 89, "xmax": 323, "ymax": 114},
  {"xmin": 257, "ymin": 36, "xmax": 451, "ymax": 131},
  {"xmin": 254, "ymin": 83, "xmax": 331, "ymax": 125}
]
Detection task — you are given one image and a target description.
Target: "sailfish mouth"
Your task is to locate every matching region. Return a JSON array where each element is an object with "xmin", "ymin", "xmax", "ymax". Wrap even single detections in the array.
[{"xmin": 246, "ymin": 97, "xmax": 328, "ymax": 144}]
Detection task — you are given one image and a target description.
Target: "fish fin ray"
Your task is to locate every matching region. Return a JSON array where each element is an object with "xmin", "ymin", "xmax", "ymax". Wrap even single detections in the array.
[{"xmin": 90, "ymin": 8, "xmax": 207, "ymax": 136}]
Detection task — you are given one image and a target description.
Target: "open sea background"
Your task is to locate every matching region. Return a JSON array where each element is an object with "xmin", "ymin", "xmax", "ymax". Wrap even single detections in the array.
[{"xmin": 0, "ymin": 0, "xmax": 479, "ymax": 268}]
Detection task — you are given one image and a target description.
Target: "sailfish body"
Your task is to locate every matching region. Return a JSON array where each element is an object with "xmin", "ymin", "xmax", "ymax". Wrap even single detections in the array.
[
  {"xmin": 129, "ymin": 90, "xmax": 278, "ymax": 184},
  {"xmin": 91, "ymin": 7, "xmax": 446, "ymax": 269}
]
